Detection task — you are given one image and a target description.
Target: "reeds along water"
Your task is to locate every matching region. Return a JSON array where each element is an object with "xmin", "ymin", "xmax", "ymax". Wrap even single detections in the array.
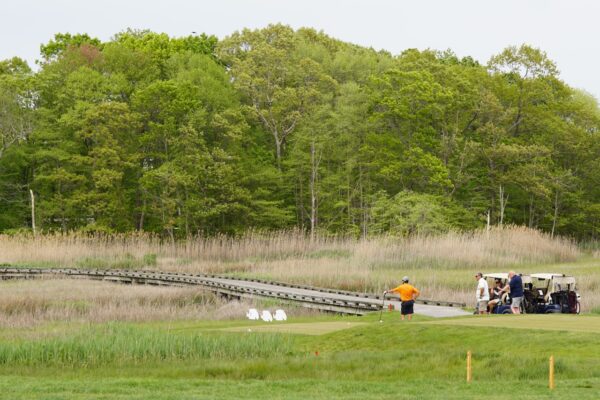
[
  {"xmin": 1, "ymin": 226, "xmax": 596, "ymax": 309},
  {"xmin": 0, "ymin": 226, "xmax": 580, "ymax": 266}
]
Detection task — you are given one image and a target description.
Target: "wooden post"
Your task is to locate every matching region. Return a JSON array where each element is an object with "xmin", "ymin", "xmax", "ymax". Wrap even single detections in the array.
[
  {"xmin": 549, "ymin": 355, "xmax": 555, "ymax": 390},
  {"xmin": 466, "ymin": 351, "xmax": 472, "ymax": 383}
]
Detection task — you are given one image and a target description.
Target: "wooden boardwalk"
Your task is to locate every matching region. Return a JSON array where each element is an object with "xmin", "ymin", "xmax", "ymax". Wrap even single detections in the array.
[{"xmin": 0, "ymin": 267, "xmax": 469, "ymax": 317}]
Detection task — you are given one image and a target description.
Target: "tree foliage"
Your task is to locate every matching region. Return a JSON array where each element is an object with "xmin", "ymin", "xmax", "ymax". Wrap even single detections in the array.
[{"xmin": 0, "ymin": 28, "xmax": 598, "ymax": 239}]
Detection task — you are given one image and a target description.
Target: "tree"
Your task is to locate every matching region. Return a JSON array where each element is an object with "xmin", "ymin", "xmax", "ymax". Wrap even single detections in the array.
[
  {"xmin": 218, "ymin": 24, "xmax": 336, "ymax": 169},
  {"xmin": 1, "ymin": 30, "xmax": 599, "ymax": 239},
  {"xmin": 0, "ymin": 58, "xmax": 33, "ymax": 159},
  {"xmin": 40, "ymin": 33, "xmax": 102, "ymax": 63}
]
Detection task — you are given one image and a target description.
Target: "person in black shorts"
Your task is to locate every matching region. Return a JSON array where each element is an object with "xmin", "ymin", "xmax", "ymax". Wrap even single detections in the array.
[{"xmin": 387, "ymin": 276, "xmax": 420, "ymax": 321}]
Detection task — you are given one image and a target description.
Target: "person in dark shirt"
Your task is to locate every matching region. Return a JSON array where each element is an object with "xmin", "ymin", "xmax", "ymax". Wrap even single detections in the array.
[
  {"xmin": 498, "ymin": 271, "xmax": 524, "ymax": 314},
  {"xmin": 507, "ymin": 271, "xmax": 523, "ymax": 314}
]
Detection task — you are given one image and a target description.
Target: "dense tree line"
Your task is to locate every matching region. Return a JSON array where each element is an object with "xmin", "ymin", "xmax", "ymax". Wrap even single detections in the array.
[{"xmin": 0, "ymin": 25, "xmax": 598, "ymax": 238}]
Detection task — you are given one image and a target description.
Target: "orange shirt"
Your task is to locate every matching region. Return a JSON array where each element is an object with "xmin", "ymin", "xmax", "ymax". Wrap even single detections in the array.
[{"xmin": 391, "ymin": 283, "xmax": 420, "ymax": 302}]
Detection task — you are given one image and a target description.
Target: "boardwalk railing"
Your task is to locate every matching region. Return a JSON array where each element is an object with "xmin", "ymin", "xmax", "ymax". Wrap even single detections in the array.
[{"xmin": 0, "ymin": 267, "xmax": 466, "ymax": 315}]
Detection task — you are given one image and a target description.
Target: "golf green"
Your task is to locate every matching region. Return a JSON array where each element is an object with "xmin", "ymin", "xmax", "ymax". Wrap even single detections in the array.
[{"xmin": 422, "ymin": 314, "xmax": 600, "ymax": 333}]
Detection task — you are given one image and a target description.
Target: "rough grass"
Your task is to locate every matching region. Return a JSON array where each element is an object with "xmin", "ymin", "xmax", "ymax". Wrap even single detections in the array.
[
  {"xmin": 2, "ymin": 315, "xmax": 600, "ymax": 398},
  {"xmin": 0, "ymin": 323, "xmax": 294, "ymax": 367}
]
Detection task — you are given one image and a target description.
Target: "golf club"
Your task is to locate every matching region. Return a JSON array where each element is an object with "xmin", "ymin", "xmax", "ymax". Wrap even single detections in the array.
[{"xmin": 379, "ymin": 291, "xmax": 387, "ymax": 322}]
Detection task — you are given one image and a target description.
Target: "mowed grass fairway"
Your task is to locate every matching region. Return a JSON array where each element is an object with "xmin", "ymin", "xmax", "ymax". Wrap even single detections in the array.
[
  {"xmin": 1, "ymin": 314, "xmax": 600, "ymax": 399},
  {"xmin": 424, "ymin": 314, "xmax": 600, "ymax": 333},
  {"xmin": 221, "ymin": 321, "xmax": 367, "ymax": 335}
]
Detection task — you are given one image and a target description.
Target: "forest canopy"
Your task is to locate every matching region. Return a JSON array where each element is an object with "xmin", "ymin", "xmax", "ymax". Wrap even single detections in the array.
[{"xmin": 0, "ymin": 25, "xmax": 598, "ymax": 239}]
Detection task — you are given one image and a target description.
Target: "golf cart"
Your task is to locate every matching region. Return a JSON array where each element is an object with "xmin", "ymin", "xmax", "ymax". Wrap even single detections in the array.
[
  {"xmin": 528, "ymin": 273, "xmax": 581, "ymax": 314},
  {"xmin": 482, "ymin": 273, "xmax": 532, "ymax": 314}
]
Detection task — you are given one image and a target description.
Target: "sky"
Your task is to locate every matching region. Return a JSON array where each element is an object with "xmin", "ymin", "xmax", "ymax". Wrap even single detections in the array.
[{"xmin": 2, "ymin": 0, "xmax": 599, "ymax": 98}]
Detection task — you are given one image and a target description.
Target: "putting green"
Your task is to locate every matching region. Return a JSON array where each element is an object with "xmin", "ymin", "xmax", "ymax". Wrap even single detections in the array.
[
  {"xmin": 221, "ymin": 321, "xmax": 366, "ymax": 335},
  {"xmin": 422, "ymin": 314, "xmax": 600, "ymax": 333}
]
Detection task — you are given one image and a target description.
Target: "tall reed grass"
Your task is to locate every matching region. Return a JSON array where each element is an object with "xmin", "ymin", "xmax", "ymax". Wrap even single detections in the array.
[
  {"xmin": 0, "ymin": 226, "xmax": 595, "ymax": 308},
  {"xmin": 0, "ymin": 225, "xmax": 579, "ymax": 267},
  {"xmin": 0, "ymin": 323, "xmax": 294, "ymax": 367}
]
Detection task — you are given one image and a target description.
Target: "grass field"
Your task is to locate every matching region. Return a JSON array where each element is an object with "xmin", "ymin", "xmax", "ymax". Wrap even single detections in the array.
[{"xmin": 1, "ymin": 314, "xmax": 600, "ymax": 399}]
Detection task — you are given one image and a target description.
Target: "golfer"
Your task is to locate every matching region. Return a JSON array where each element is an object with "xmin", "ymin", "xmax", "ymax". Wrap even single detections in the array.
[
  {"xmin": 507, "ymin": 271, "xmax": 524, "ymax": 314},
  {"xmin": 499, "ymin": 271, "xmax": 523, "ymax": 314},
  {"xmin": 474, "ymin": 272, "xmax": 489, "ymax": 314},
  {"xmin": 386, "ymin": 276, "xmax": 420, "ymax": 321}
]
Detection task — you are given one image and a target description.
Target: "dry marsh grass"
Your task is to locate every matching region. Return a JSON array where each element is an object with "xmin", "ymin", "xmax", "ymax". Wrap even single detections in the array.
[
  {"xmin": 0, "ymin": 226, "xmax": 597, "ymax": 310},
  {"xmin": 0, "ymin": 279, "xmax": 244, "ymax": 328},
  {"xmin": 0, "ymin": 226, "xmax": 579, "ymax": 268}
]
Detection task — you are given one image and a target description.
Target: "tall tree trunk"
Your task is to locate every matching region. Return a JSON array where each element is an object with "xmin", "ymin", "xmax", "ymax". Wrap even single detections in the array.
[
  {"xmin": 498, "ymin": 185, "xmax": 508, "ymax": 226},
  {"xmin": 528, "ymin": 195, "xmax": 536, "ymax": 228},
  {"xmin": 30, "ymin": 189, "xmax": 36, "ymax": 236},
  {"xmin": 275, "ymin": 136, "xmax": 282, "ymax": 171},
  {"xmin": 138, "ymin": 195, "xmax": 146, "ymax": 231},
  {"xmin": 551, "ymin": 191, "xmax": 560, "ymax": 239},
  {"xmin": 347, "ymin": 172, "xmax": 352, "ymax": 227},
  {"xmin": 309, "ymin": 141, "xmax": 320, "ymax": 241},
  {"xmin": 359, "ymin": 163, "xmax": 366, "ymax": 238},
  {"xmin": 298, "ymin": 173, "xmax": 305, "ymax": 231}
]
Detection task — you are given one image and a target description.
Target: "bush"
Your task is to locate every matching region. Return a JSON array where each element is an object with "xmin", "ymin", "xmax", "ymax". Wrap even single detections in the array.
[
  {"xmin": 143, "ymin": 253, "xmax": 158, "ymax": 267},
  {"xmin": 369, "ymin": 190, "xmax": 479, "ymax": 236}
]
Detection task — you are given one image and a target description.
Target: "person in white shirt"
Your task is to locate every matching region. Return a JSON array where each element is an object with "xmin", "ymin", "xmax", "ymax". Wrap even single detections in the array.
[{"xmin": 475, "ymin": 272, "xmax": 490, "ymax": 314}]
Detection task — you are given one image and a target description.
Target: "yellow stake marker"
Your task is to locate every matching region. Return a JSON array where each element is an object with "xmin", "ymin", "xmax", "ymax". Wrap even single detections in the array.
[
  {"xmin": 466, "ymin": 350, "xmax": 472, "ymax": 383},
  {"xmin": 549, "ymin": 355, "xmax": 555, "ymax": 390}
]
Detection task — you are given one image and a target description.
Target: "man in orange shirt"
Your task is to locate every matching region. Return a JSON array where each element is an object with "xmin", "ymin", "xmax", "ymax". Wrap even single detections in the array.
[{"xmin": 386, "ymin": 276, "xmax": 420, "ymax": 321}]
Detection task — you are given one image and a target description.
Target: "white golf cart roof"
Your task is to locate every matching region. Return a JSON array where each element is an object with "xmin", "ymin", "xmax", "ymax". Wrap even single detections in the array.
[
  {"xmin": 483, "ymin": 273, "xmax": 508, "ymax": 280},
  {"xmin": 483, "ymin": 273, "xmax": 531, "ymax": 284},
  {"xmin": 531, "ymin": 273, "xmax": 569, "ymax": 280},
  {"xmin": 531, "ymin": 273, "xmax": 576, "ymax": 286}
]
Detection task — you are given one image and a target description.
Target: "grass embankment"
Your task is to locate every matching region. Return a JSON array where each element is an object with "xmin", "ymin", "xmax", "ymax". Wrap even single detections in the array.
[
  {"xmin": 2, "ymin": 226, "xmax": 598, "ymax": 309},
  {"xmin": 1, "ymin": 314, "xmax": 600, "ymax": 399}
]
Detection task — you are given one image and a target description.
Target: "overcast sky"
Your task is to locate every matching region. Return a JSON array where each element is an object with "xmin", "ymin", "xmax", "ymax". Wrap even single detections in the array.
[{"xmin": 3, "ymin": 0, "xmax": 599, "ymax": 98}]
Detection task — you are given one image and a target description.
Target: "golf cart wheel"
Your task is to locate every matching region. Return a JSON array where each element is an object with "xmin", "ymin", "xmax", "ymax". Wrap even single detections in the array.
[
  {"xmin": 501, "ymin": 309, "xmax": 512, "ymax": 314},
  {"xmin": 576, "ymin": 302, "xmax": 581, "ymax": 314}
]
